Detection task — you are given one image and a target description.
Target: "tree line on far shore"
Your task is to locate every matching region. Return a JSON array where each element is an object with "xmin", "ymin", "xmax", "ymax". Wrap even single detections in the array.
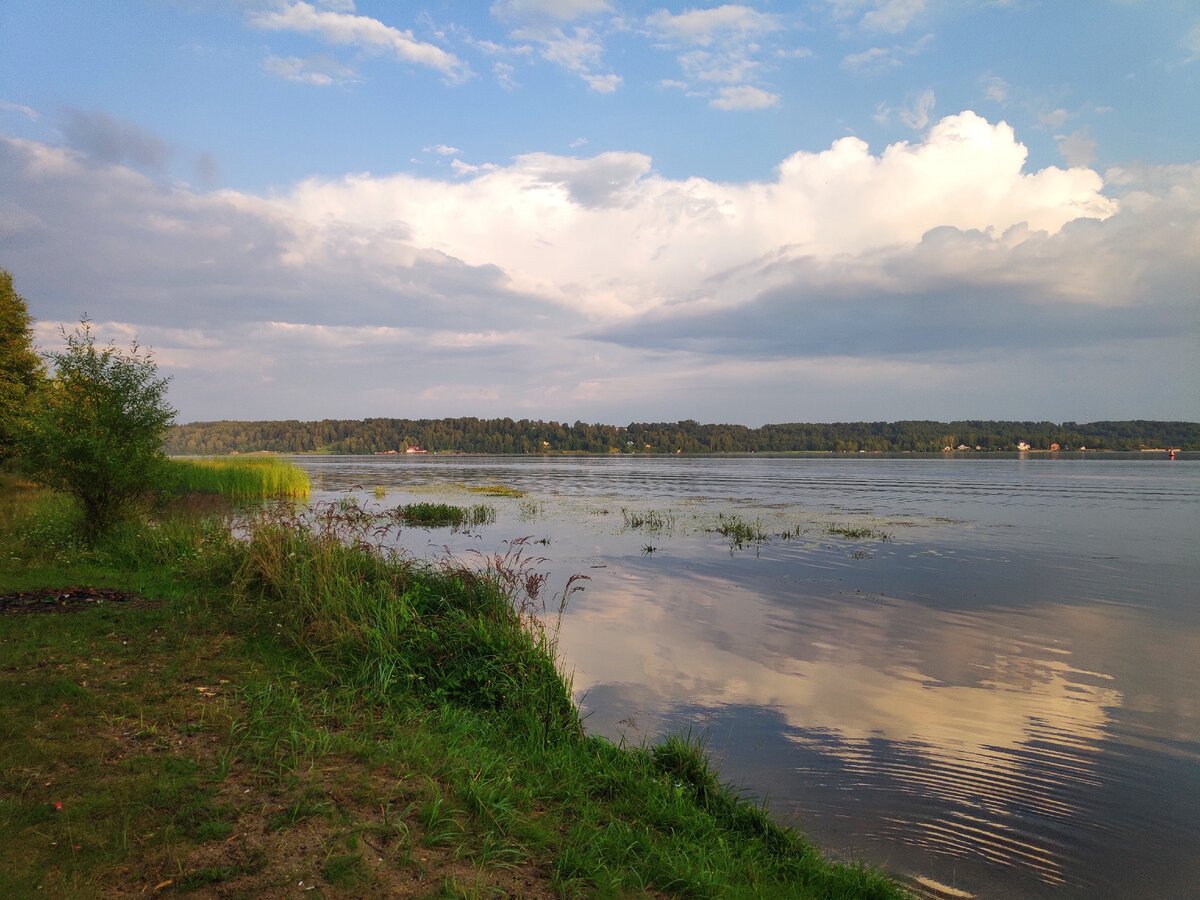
[{"xmin": 165, "ymin": 416, "xmax": 1200, "ymax": 455}]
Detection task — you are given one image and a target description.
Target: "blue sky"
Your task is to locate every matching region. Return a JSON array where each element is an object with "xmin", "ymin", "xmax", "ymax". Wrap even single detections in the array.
[{"xmin": 1, "ymin": 1, "xmax": 1197, "ymax": 424}]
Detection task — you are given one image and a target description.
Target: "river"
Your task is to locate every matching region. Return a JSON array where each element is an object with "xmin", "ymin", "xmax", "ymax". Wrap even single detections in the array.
[{"xmin": 285, "ymin": 453, "xmax": 1199, "ymax": 899}]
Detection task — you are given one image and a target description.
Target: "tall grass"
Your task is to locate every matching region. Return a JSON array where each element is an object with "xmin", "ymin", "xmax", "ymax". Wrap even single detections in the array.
[
  {"xmin": 0, "ymin": 487, "xmax": 907, "ymax": 897},
  {"xmin": 224, "ymin": 503, "xmax": 579, "ymax": 736},
  {"xmin": 166, "ymin": 457, "xmax": 310, "ymax": 501}
]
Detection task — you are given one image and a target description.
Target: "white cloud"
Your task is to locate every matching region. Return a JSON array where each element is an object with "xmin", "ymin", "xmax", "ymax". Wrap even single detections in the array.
[
  {"xmin": 5, "ymin": 114, "xmax": 1195, "ymax": 421},
  {"xmin": 249, "ymin": 2, "xmax": 469, "ymax": 82},
  {"xmin": 981, "ymin": 73, "xmax": 1010, "ymax": 104},
  {"xmin": 262, "ymin": 54, "xmax": 358, "ymax": 86},
  {"xmin": 862, "ymin": 0, "xmax": 925, "ymax": 33},
  {"xmin": 1183, "ymin": 21, "xmax": 1200, "ymax": 62},
  {"xmin": 710, "ymin": 85, "xmax": 780, "ymax": 111},
  {"xmin": 645, "ymin": 5, "xmax": 781, "ymax": 46},
  {"xmin": 875, "ymin": 89, "xmax": 935, "ymax": 128},
  {"xmin": 511, "ymin": 23, "xmax": 621, "ymax": 92},
  {"xmin": 829, "ymin": 0, "xmax": 926, "ymax": 33},
  {"xmin": 493, "ymin": 60, "xmax": 518, "ymax": 89},
  {"xmin": 426, "ymin": 144, "xmax": 461, "ymax": 156},
  {"xmin": 1039, "ymin": 107, "xmax": 1069, "ymax": 129},
  {"xmin": 584, "ymin": 72, "xmax": 622, "ymax": 92},
  {"xmin": 1056, "ymin": 130, "xmax": 1096, "ymax": 168},
  {"xmin": 490, "ymin": 0, "xmax": 611, "ymax": 23},
  {"xmin": 646, "ymin": 4, "xmax": 788, "ymax": 109},
  {"xmin": 842, "ymin": 33, "xmax": 932, "ymax": 73},
  {"xmin": 0, "ymin": 100, "xmax": 38, "ymax": 121}
]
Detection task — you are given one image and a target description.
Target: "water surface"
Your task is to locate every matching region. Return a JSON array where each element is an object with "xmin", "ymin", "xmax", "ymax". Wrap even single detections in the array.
[{"xmin": 289, "ymin": 454, "xmax": 1200, "ymax": 899}]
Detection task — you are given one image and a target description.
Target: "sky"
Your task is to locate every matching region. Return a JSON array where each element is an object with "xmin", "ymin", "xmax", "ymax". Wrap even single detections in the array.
[{"xmin": 1, "ymin": 0, "xmax": 1197, "ymax": 426}]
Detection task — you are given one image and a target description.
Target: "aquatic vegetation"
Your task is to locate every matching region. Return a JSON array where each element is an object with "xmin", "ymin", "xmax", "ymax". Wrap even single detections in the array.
[
  {"xmin": 711, "ymin": 513, "xmax": 769, "ymax": 550},
  {"xmin": 165, "ymin": 457, "xmax": 310, "ymax": 500},
  {"xmin": 826, "ymin": 524, "xmax": 892, "ymax": 541},
  {"xmin": 518, "ymin": 499, "xmax": 543, "ymax": 520},
  {"xmin": 467, "ymin": 483, "xmax": 526, "ymax": 498},
  {"xmin": 393, "ymin": 502, "xmax": 496, "ymax": 529},
  {"xmin": 621, "ymin": 508, "xmax": 676, "ymax": 532},
  {"xmin": 373, "ymin": 486, "xmax": 387, "ymax": 499},
  {"xmin": 641, "ymin": 543, "xmax": 658, "ymax": 555}
]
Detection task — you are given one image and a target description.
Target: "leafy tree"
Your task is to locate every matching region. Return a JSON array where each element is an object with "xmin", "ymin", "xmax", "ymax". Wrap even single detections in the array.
[
  {"xmin": 0, "ymin": 269, "xmax": 45, "ymax": 463},
  {"xmin": 19, "ymin": 318, "xmax": 176, "ymax": 536}
]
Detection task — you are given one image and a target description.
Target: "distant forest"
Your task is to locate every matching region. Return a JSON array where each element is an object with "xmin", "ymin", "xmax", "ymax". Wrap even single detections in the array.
[{"xmin": 165, "ymin": 418, "xmax": 1199, "ymax": 455}]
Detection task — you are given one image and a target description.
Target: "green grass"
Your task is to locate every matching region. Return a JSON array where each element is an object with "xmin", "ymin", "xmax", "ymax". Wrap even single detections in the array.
[
  {"xmin": 0, "ymin": 481, "xmax": 908, "ymax": 898},
  {"xmin": 711, "ymin": 513, "xmax": 770, "ymax": 550},
  {"xmin": 465, "ymin": 484, "xmax": 526, "ymax": 498},
  {"xmin": 825, "ymin": 524, "xmax": 892, "ymax": 541},
  {"xmin": 164, "ymin": 457, "xmax": 310, "ymax": 500},
  {"xmin": 393, "ymin": 502, "xmax": 496, "ymax": 529},
  {"xmin": 621, "ymin": 508, "xmax": 676, "ymax": 532}
]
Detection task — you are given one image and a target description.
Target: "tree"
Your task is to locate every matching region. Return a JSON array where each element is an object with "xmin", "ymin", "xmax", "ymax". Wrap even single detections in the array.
[
  {"xmin": 0, "ymin": 269, "xmax": 45, "ymax": 463},
  {"xmin": 19, "ymin": 319, "xmax": 176, "ymax": 536}
]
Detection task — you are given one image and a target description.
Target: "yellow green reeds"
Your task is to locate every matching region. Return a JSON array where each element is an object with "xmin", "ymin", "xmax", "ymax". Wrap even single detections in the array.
[{"xmin": 166, "ymin": 457, "xmax": 310, "ymax": 501}]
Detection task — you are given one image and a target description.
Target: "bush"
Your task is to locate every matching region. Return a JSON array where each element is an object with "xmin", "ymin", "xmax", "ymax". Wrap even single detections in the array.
[{"xmin": 18, "ymin": 319, "xmax": 175, "ymax": 537}]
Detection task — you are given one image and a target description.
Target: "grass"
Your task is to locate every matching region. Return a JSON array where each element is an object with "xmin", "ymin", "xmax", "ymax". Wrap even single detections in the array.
[
  {"xmin": 711, "ymin": 513, "xmax": 770, "ymax": 550},
  {"xmin": 825, "ymin": 524, "xmax": 893, "ymax": 542},
  {"xmin": 393, "ymin": 502, "xmax": 496, "ymax": 529},
  {"xmin": 0, "ymin": 477, "xmax": 908, "ymax": 899},
  {"xmin": 466, "ymin": 484, "xmax": 526, "ymax": 498},
  {"xmin": 165, "ymin": 457, "xmax": 310, "ymax": 501},
  {"xmin": 621, "ymin": 508, "xmax": 676, "ymax": 532}
]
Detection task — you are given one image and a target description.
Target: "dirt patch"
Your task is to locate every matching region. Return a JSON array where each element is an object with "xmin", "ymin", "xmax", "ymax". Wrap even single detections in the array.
[{"xmin": 0, "ymin": 587, "xmax": 160, "ymax": 616}]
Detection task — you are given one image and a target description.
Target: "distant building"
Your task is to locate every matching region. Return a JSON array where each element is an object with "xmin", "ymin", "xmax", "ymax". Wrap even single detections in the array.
[
  {"xmin": 1017, "ymin": 441, "xmax": 1031, "ymax": 451},
  {"xmin": 405, "ymin": 446, "xmax": 428, "ymax": 454}
]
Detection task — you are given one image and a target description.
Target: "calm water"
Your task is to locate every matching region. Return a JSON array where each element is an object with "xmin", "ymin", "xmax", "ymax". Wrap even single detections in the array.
[{"xmin": 288, "ymin": 454, "xmax": 1199, "ymax": 899}]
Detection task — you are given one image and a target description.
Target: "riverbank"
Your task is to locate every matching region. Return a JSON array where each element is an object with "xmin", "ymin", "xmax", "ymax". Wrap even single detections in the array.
[{"xmin": 0, "ymin": 478, "xmax": 906, "ymax": 898}]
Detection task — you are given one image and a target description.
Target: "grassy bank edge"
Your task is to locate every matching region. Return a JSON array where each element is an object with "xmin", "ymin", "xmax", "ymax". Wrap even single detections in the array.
[{"xmin": 0, "ymin": 478, "xmax": 908, "ymax": 898}]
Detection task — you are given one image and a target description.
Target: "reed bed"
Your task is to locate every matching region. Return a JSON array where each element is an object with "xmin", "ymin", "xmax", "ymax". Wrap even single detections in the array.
[{"xmin": 166, "ymin": 457, "xmax": 310, "ymax": 500}]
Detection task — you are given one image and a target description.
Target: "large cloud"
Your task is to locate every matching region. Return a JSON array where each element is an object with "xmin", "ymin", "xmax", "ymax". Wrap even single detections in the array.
[{"xmin": 1, "ymin": 110, "xmax": 1197, "ymax": 422}]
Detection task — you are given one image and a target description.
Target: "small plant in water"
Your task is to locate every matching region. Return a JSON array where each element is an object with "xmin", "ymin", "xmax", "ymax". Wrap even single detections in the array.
[
  {"xmin": 711, "ymin": 513, "xmax": 769, "ymax": 550},
  {"xmin": 641, "ymin": 543, "xmax": 658, "ymax": 555},
  {"xmin": 826, "ymin": 524, "xmax": 892, "ymax": 541},
  {"xmin": 621, "ymin": 508, "xmax": 675, "ymax": 533},
  {"xmin": 467, "ymin": 483, "xmax": 525, "ymax": 498},
  {"xmin": 373, "ymin": 486, "xmax": 387, "ymax": 500},
  {"xmin": 393, "ymin": 502, "xmax": 496, "ymax": 530}
]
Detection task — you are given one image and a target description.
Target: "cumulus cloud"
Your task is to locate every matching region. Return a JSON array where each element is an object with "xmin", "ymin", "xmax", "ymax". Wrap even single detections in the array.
[
  {"xmin": 3, "ymin": 111, "xmax": 1196, "ymax": 421},
  {"xmin": 60, "ymin": 109, "xmax": 171, "ymax": 172},
  {"xmin": 249, "ymin": 2, "xmax": 469, "ymax": 82}
]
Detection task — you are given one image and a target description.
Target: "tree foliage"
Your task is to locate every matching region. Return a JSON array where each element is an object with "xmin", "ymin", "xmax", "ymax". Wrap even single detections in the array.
[
  {"xmin": 20, "ymin": 319, "xmax": 176, "ymax": 535},
  {"xmin": 0, "ymin": 269, "xmax": 45, "ymax": 463},
  {"xmin": 165, "ymin": 416, "xmax": 1200, "ymax": 455}
]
